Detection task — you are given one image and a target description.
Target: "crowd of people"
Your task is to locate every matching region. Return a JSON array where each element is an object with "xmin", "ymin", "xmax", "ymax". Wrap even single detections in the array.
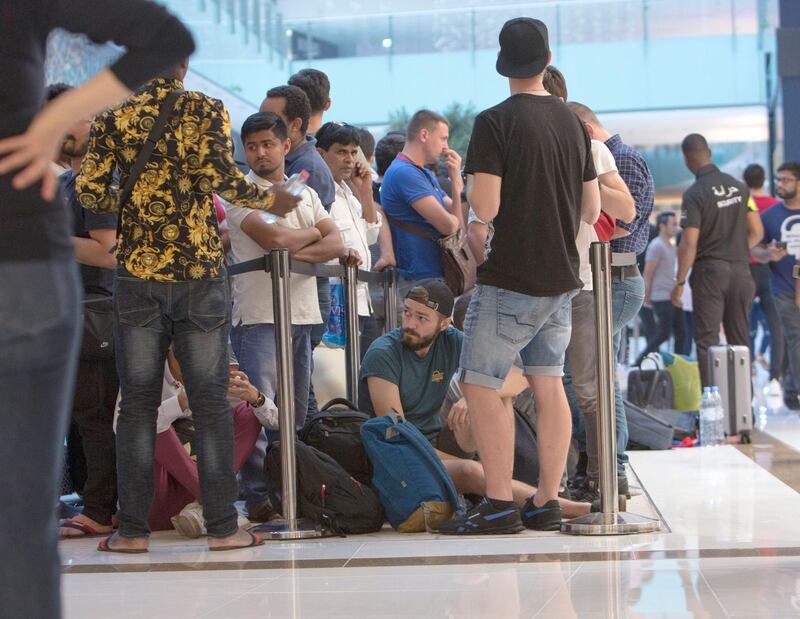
[{"xmin": 3, "ymin": 6, "xmax": 800, "ymax": 617}]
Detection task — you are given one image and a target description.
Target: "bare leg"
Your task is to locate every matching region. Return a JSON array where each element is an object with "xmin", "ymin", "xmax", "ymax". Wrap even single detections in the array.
[
  {"xmin": 528, "ymin": 375, "xmax": 571, "ymax": 506},
  {"xmin": 460, "ymin": 383, "xmax": 515, "ymax": 501}
]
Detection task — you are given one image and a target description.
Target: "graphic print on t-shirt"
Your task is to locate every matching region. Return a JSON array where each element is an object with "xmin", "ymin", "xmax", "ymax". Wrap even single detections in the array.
[{"xmin": 780, "ymin": 214, "xmax": 800, "ymax": 260}]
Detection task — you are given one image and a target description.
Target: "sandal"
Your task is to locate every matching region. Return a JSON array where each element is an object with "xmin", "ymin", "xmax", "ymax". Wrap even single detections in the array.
[
  {"xmin": 59, "ymin": 519, "xmax": 111, "ymax": 540},
  {"xmin": 209, "ymin": 530, "xmax": 264, "ymax": 552},
  {"xmin": 97, "ymin": 535, "xmax": 149, "ymax": 554}
]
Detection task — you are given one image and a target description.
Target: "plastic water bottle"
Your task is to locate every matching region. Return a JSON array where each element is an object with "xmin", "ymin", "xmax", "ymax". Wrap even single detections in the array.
[
  {"xmin": 699, "ymin": 387, "xmax": 718, "ymax": 447},
  {"xmin": 710, "ymin": 387, "xmax": 726, "ymax": 445}
]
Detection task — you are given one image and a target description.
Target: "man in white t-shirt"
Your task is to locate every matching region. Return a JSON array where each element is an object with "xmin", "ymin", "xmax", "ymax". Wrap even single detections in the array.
[
  {"xmin": 223, "ymin": 112, "xmax": 345, "ymax": 520},
  {"xmin": 316, "ymin": 122, "xmax": 383, "ymax": 321},
  {"xmin": 564, "ymin": 137, "xmax": 634, "ymax": 503}
]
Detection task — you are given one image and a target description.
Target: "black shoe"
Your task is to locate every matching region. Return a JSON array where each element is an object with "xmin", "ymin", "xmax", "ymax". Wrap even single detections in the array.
[
  {"xmin": 521, "ymin": 497, "xmax": 562, "ymax": 531},
  {"xmin": 784, "ymin": 393, "xmax": 800, "ymax": 411},
  {"xmin": 570, "ymin": 478, "xmax": 599, "ymax": 503},
  {"xmin": 435, "ymin": 498, "xmax": 523, "ymax": 536}
]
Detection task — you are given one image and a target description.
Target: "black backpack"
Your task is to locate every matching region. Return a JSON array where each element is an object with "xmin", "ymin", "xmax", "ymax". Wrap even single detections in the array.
[
  {"xmin": 265, "ymin": 440, "xmax": 384, "ymax": 536},
  {"xmin": 299, "ymin": 398, "xmax": 373, "ymax": 485}
]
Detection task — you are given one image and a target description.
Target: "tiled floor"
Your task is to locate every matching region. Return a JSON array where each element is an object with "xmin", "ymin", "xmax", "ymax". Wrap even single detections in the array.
[{"xmin": 60, "ymin": 379, "xmax": 800, "ymax": 618}]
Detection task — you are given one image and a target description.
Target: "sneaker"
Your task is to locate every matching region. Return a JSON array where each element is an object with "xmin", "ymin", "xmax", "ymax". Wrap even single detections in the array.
[
  {"xmin": 617, "ymin": 475, "xmax": 632, "ymax": 498},
  {"xmin": 785, "ymin": 393, "xmax": 800, "ymax": 411},
  {"xmin": 435, "ymin": 498, "xmax": 523, "ymax": 536},
  {"xmin": 571, "ymin": 479, "xmax": 599, "ymax": 504},
  {"xmin": 765, "ymin": 379, "xmax": 783, "ymax": 398},
  {"xmin": 521, "ymin": 497, "xmax": 562, "ymax": 531},
  {"xmin": 171, "ymin": 501, "xmax": 205, "ymax": 538}
]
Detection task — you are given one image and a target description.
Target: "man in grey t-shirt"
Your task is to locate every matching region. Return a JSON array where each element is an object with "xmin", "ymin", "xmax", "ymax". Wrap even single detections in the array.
[{"xmin": 636, "ymin": 212, "xmax": 683, "ymax": 365}]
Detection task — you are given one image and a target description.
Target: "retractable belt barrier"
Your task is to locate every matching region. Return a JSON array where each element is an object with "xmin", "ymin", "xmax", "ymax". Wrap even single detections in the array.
[
  {"xmin": 562, "ymin": 242, "xmax": 660, "ymax": 536},
  {"xmin": 227, "ymin": 248, "xmax": 398, "ymax": 539}
]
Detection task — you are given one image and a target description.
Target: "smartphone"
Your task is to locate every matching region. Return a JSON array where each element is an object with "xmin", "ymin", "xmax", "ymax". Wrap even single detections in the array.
[
  {"xmin": 776, "ymin": 241, "xmax": 788, "ymax": 250},
  {"xmin": 356, "ymin": 146, "xmax": 371, "ymax": 173}
]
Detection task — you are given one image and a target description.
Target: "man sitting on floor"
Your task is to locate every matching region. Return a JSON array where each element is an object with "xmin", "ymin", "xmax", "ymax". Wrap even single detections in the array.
[{"xmin": 358, "ymin": 280, "xmax": 594, "ymax": 527}]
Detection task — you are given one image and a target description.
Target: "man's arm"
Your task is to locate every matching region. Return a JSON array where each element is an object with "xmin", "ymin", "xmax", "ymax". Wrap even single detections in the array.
[
  {"xmin": 466, "ymin": 172, "xmax": 501, "ymax": 225},
  {"xmin": 366, "ymin": 377, "xmax": 405, "ymax": 417},
  {"xmin": 202, "ymin": 101, "xmax": 297, "ymax": 217},
  {"xmin": 74, "ymin": 229, "xmax": 116, "ymax": 269},
  {"xmin": 598, "ymin": 171, "xmax": 635, "ymax": 223},
  {"xmin": 581, "ymin": 178, "xmax": 601, "ymax": 224},
  {"xmin": 76, "ymin": 114, "xmax": 119, "ymax": 212},
  {"xmin": 671, "ymin": 227, "xmax": 699, "ymax": 307},
  {"xmin": 612, "ymin": 225, "xmax": 631, "ymax": 239},
  {"xmin": 746, "ymin": 210, "xmax": 764, "ymax": 249},
  {"xmin": 373, "ymin": 207, "xmax": 396, "ymax": 272},
  {"xmin": 411, "ymin": 195, "xmax": 460, "ymax": 236},
  {"xmin": 467, "ymin": 221, "xmax": 488, "ymax": 265},
  {"xmin": 240, "ymin": 212, "xmax": 321, "ymax": 255},
  {"xmin": 642, "ymin": 258, "xmax": 658, "ymax": 308},
  {"xmin": 293, "ymin": 217, "xmax": 346, "ymax": 263},
  {"xmin": 443, "ymin": 148, "xmax": 465, "ymax": 231},
  {"xmin": 347, "ymin": 163, "xmax": 379, "ymax": 224}
]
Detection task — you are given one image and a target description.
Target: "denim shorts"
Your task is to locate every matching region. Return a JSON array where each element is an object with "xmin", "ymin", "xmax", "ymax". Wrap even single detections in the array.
[{"xmin": 458, "ymin": 284, "xmax": 579, "ymax": 388}]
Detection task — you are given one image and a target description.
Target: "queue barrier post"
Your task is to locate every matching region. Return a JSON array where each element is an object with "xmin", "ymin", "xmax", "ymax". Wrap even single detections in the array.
[
  {"xmin": 562, "ymin": 242, "xmax": 660, "ymax": 535},
  {"xmin": 344, "ymin": 262, "xmax": 361, "ymax": 404},
  {"xmin": 383, "ymin": 267, "xmax": 399, "ymax": 332}
]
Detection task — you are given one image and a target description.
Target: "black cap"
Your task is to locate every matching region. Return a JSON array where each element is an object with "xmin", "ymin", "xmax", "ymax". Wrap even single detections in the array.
[
  {"xmin": 405, "ymin": 279, "xmax": 454, "ymax": 317},
  {"xmin": 496, "ymin": 18, "xmax": 550, "ymax": 79}
]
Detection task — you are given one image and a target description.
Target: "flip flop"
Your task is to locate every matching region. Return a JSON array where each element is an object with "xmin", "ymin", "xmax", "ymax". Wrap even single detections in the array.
[
  {"xmin": 97, "ymin": 535, "xmax": 148, "ymax": 554},
  {"xmin": 59, "ymin": 519, "xmax": 111, "ymax": 540},
  {"xmin": 208, "ymin": 530, "xmax": 264, "ymax": 552}
]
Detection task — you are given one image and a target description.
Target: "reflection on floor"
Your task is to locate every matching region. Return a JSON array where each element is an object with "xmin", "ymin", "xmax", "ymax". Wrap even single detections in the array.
[{"xmin": 61, "ymin": 378, "xmax": 800, "ymax": 618}]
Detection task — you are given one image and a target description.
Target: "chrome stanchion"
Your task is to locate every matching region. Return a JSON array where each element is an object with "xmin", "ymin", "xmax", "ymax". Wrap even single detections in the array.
[
  {"xmin": 259, "ymin": 248, "xmax": 322, "ymax": 540},
  {"xmin": 563, "ymin": 242, "xmax": 660, "ymax": 535},
  {"xmin": 344, "ymin": 262, "xmax": 361, "ymax": 403},
  {"xmin": 383, "ymin": 267, "xmax": 399, "ymax": 332}
]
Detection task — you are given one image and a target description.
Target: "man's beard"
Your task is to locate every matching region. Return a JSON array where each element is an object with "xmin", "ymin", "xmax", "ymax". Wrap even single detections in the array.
[
  {"xmin": 779, "ymin": 189, "xmax": 797, "ymax": 201},
  {"xmin": 401, "ymin": 327, "xmax": 440, "ymax": 352},
  {"xmin": 254, "ymin": 162, "xmax": 281, "ymax": 179},
  {"xmin": 61, "ymin": 135, "xmax": 88, "ymax": 159}
]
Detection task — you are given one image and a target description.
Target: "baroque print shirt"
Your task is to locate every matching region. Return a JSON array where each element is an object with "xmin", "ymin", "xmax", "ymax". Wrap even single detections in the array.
[{"xmin": 77, "ymin": 78, "xmax": 274, "ymax": 281}]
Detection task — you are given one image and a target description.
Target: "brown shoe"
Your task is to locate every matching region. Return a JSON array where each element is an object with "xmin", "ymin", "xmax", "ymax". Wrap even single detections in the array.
[{"xmin": 246, "ymin": 498, "xmax": 282, "ymax": 522}]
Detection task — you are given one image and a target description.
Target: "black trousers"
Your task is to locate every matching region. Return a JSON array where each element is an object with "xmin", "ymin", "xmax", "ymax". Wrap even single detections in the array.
[
  {"xmin": 71, "ymin": 357, "xmax": 119, "ymax": 525},
  {"xmin": 635, "ymin": 301, "xmax": 685, "ymax": 365},
  {"xmin": 690, "ymin": 259, "xmax": 755, "ymax": 386}
]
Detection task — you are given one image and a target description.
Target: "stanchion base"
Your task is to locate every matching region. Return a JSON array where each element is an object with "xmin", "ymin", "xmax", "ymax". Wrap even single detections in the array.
[
  {"xmin": 561, "ymin": 511, "xmax": 661, "ymax": 536},
  {"xmin": 254, "ymin": 518, "xmax": 323, "ymax": 540}
]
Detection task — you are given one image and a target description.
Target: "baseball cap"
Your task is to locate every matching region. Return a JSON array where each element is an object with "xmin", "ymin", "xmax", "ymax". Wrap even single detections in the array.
[
  {"xmin": 496, "ymin": 18, "xmax": 550, "ymax": 79},
  {"xmin": 405, "ymin": 279, "xmax": 454, "ymax": 317}
]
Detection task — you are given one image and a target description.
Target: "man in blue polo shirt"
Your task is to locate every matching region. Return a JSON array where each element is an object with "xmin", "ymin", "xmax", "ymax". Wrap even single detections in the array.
[
  {"xmin": 753, "ymin": 161, "xmax": 800, "ymax": 410},
  {"xmin": 380, "ymin": 109, "xmax": 464, "ymax": 299}
]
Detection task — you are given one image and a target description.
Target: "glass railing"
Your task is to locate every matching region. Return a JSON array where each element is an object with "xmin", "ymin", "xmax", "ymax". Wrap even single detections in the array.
[{"xmin": 279, "ymin": 0, "xmax": 777, "ymax": 61}]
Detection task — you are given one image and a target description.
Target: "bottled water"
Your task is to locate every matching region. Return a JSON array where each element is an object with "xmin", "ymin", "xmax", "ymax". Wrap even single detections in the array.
[
  {"xmin": 710, "ymin": 387, "xmax": 726, "ymax": 445},
  {"xmin": 700, "ymin": 387, "xmax": 725, "ymax": 446}
]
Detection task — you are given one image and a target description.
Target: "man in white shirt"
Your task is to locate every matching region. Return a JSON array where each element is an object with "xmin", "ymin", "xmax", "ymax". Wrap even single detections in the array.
[
  {"xmin": 223, "ymin": 112, "xmax": 345, "ymax": 520},
  {"xmin": 316, "ymin": 122, "xmax": 383, "ymax": 323}
]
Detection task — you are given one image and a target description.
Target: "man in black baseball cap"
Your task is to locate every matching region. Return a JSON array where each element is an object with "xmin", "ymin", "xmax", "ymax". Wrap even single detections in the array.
[
  {"xmin": 436, "ymin": 16, "xmax": 600, "ymax": 536},
  {"xmin": 496, "ymin": 17, "xmax": 551, "ymax": 79}
]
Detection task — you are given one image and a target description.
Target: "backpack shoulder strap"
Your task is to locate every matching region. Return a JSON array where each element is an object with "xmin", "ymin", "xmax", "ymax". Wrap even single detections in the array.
[
  {"xmin": 384, "ymin": 212, "xmax": 437, "ymax": 241},
  {"xmin": 114, "ymin": 90, "xmax": 184, "ymax": 244}
]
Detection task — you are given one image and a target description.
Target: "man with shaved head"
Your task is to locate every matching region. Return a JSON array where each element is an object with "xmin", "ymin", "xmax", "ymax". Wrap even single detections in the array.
[{"xmin": 671, "ymin": 133, "xmax": 763, "ymax": 386}]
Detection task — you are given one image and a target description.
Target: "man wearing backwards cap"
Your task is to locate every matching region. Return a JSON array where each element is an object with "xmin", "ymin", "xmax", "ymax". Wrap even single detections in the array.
[
  {"xmin": 359, "ymin": 280, "xmax": 597, "ymax": 519},
  {"xmin": 437, "ymin": 18, "xmax": 601, "ymax": 535}
]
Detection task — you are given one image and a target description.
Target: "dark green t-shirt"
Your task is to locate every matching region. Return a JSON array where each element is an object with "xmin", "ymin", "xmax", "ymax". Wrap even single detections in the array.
[{"xmin": 358, "ymin": 327, "xmax": 464, "ymax": 438}]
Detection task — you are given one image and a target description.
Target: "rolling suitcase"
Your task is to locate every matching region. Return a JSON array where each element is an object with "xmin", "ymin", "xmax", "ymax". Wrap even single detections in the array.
[{"xmin": 708, "ymin": 345, "xmax": 753, "ymax": 443}]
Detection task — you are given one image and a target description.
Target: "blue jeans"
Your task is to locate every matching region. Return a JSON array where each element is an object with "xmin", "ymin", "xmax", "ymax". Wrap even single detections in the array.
[
  {"xmin": 611, "ymin": 274, "xmax": 645, "ymax": 470},
  {"xmin": 232, "ymin": 323, "xmax": 313, "ymax": 509},
  {"xmin": 0, "ymin": 259, "xmax": 80, "ymax": 619},
  {"xmin": 113, "ymin": 270, "xmax": 237, "ymax": 538}
]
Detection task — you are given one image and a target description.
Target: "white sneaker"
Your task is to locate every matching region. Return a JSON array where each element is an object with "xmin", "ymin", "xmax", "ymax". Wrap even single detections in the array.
[
  {"xmin": 171, "ymin": 501, "xmax": 205, "ymax": 538},
  {"xmin": 171, "ymin": 502, "xmax": 253, "ymax": 538},
  {"xmin": 765, "ymin": 379, "xmax": 783, "ymax": 398}
]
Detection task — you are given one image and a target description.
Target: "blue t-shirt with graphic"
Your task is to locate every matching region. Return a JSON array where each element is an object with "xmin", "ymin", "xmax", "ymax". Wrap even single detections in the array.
[
  {"xmin": 761, "ymin": 203, "xmax": 800, "ymax": 295},
  {"xmin": 380, "ymin": 156, "xmax": 448, "ymax": 281}
]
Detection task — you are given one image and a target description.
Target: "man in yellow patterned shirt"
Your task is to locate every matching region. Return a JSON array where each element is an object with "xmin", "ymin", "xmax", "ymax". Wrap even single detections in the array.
[{"xmin": 76, "ymin": 59, "xmax": 298, "ymax": 552}]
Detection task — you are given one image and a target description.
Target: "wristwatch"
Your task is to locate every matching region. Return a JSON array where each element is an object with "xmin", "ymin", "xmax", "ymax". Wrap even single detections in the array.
[{"xmin": 252, "ymin": 391, "xmax": 266, "ymax": 409}]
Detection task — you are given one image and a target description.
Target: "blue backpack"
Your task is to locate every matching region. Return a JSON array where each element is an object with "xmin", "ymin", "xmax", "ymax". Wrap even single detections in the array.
[{"xmin": 360, "ymin": 412, "xmax": 461, "ymax": 532}]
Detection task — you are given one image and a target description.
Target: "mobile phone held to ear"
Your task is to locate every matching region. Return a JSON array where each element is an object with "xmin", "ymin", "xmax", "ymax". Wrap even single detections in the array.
[{"xmin": 356, "ymin": 146, "xmax": 371, "ymax": 173}]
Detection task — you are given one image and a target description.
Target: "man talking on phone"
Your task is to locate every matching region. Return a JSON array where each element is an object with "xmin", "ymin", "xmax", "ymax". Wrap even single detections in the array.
[{"xmin": 380, "ymin": 110, "xmax": 464, "ymax": 300}]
